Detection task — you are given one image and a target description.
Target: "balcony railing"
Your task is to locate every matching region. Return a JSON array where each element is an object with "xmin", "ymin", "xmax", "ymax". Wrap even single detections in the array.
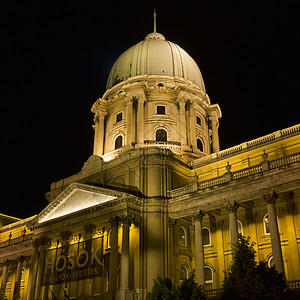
[{"xmin": 168, "ymin": 152, "xmax": 300, "ymax": 198}]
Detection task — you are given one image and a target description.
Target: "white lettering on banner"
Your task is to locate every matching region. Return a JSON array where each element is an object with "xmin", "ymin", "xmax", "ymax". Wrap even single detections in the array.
[
  {"xmin": 43, "ymin": 237, "xmax": 104, "ymax": 285},
  {"xmin": 67, "ymin": 252, "xmax": 75, "ymax": 270},
  {"xmin": 76, "ymin": 249, "xmax": 89, "ymax": 267},
  {"xmin": 56, "ymin": 255, "xmax": 67, "ymax": 272}
]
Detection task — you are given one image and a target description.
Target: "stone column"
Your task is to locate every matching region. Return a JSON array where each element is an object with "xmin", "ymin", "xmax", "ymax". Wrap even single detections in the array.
[
  {"xmin": 34, "ymin": 236, "xmax": 51, "ymax": 300},
  {"xmin": 84, "ymin": 223, "xmax": 96, "ymax": 241},
  {"xmin": 225, "ymin": 201, "xmax": 239, "ymax": 254},
  {"xmin": 83, "ymin": 224, "xmax": 96, "ymax": 295},
  {"xmin": 119, "ymin": 216, "xmax": 131, "ymax": 290},
  {"xmin": 0, "ymin": 259, "xmax": 10, "ymax": 299},
  {"xmin": 262, "ymin": 191, "xmax": 285, "ymax": 274},
  {"xmin": 193, "ymin": 210, "xmax": 205, "ymax": 285},
  {"xmin": 93, "ymin": 111, "xmax": 106, "ymax": 156},
  {"xmin": 210, "ymin": 116, "xmax": 220, "ymax": 153},
  {"xmin": 126, "ymin": 97, "xmax": 134, "ymax": 147},
  {"xmin": 136, "ymin": 96, "xmax": 145, "ymax": 145},
  {"xmin": 109, "ymin": 217, "xmax": 119, "ymax": 292},
  {"xmin": 178, "ymin": 98, "xmax": 187, "ymax": 147},
  {"xmin": 26, "ymin": 239, "xmax": 40, "ymax": 300},
  {"xmin": 189, "ymin": 101, "xmax": 197, "ymax": 150},
  {"xmin": 13, "ymin": 255, "xmax": 26, "ymax": 300}
]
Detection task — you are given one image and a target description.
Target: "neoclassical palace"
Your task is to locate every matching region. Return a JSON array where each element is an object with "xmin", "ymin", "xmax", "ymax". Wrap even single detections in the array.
[{"xmin": 1, "ymin": 24, "xmax": 300, "ymax": 300}]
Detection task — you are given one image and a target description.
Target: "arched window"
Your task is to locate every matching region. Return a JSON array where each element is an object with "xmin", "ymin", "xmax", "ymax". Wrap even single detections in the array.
[
  {"xmin": 156, "ymin": 129, "xmax": 167, "ymax": 142},
  {"xmin": 202, "ymin": 227, "xmax": 211, "ymax": 246},
  {"xmin": 237, "ymin": 220, "xmax": 243, "ymax": 238},
  {"xmin": 114, "ymin": 135, "xmax": 123, "ymax": 149},
  {"xmin": 229, "ymin": 220, "xmax": 243, "ymax": 241},
  {"xmin": 204, "ymin": 266, "xmax": 213, "ymax": 289},
  {"xmin": 263, "ymin": 213, "xmax": 270, "ymax": 235},
  {"xmin": 197, "ymin": 139, "xmax": 204, "ymax": 152},
  {"xmin": 179, "ymin": 265, "xmax": 188, "ymax": 281},
  {"xmin": 178, "ymin": 226, "xmax": 187, "ymax": 246},
  {"xmin": 268, "ymin": 256, "xmax": 274, "ymax": 268}
]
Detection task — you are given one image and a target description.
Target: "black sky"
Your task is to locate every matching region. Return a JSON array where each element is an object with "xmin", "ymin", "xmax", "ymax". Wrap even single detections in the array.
[{"xmin": 3, "ymin": 1, "xmax": 299, "ymax": 218}]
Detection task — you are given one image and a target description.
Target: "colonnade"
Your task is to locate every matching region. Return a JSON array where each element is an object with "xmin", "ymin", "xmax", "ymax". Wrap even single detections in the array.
[
  {"xmin": 190, "ymin": 190, "xmax": 285, "ymax": 285},
  {"xmin": 92, "ymin": 93, "xmax": 221, "ymax": 157},
  {"xmin": 0, "ymin": 215, "xmax": 134, "ymax": 300}
]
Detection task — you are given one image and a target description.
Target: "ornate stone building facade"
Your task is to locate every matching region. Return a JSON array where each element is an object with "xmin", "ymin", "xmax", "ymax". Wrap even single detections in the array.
[{"xmin": 1, "ymin": 26, "xmax": 300, "ymax": 300}]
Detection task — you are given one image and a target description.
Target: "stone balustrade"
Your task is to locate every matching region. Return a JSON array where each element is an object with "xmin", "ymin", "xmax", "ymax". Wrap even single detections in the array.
[{"xmin": 168, "ymin": 152, "xmax": 300, "ymax": 198}]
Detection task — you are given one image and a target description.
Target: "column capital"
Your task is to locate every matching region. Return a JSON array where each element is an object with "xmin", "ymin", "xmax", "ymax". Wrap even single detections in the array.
[
  {"xmin": 39, "ymin": 236, "xmax": 51, "ymax": 247},
  {"xmin": 225, "ymin": 201, "xmax": 239, "ymax": 213},
  {"xmin": 31, "ymin": 238, "xmax": 40, "ymax": 249},
  {"xmin": 262, "ymin": 191, "xmax": 278, "ymax": 204},
  {"xmin": 169, "ymin": 218, "xmax": 177, "ymax": 227},
  {"xmin": 60, "ymin": 230, "xmax": 72, "ymax": 241},
  {"xmin": 0, "ymin": 259, "xmax": 10, "ymax": 267},
  {"xmin": 109, "ymin": 216, "xmax": 120, "ymax": 227},
  {"xmin": 193, "ymin": 210, "xmax": 205, "ymax": 222},
  {"xmin": 119, "ymin": 212, "xmax": 133, "ymax": 225},
  {"xmin": 17, "ymin": 255, "xmax": 26, "ymax": 264},
  {"xmin": 83, "ymin": 223, "xmax": 96, "ymax": 235}
]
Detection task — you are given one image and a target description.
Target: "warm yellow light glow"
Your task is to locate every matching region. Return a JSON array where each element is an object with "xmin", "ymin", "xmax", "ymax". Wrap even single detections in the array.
[{"xmin": 39, "ymin": 189, "xmax": 117, "ymax": 223}]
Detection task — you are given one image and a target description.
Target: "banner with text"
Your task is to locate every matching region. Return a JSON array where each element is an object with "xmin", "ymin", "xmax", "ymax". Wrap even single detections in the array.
[{"xmin": 42, "ymin": 236, "xmax": 103, "ymax": 285}]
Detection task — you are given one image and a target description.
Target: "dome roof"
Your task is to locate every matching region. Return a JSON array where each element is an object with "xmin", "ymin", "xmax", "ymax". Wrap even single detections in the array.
[{"xmin": 106, "ymin": 32, "xmax": 206, "ymax": 91}]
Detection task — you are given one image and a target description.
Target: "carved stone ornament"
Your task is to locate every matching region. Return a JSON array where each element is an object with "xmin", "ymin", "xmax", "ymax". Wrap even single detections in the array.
[
  {"xmin": 169, "ymin": 218, "xmax": 177, "ymax": 227},
  {"xmin": 39, "ymin": 236, "xmax": 51, "ymax": 247},
  {"xmin": 60, "ymin": 230, "xmax": 73, "ymax": 241},
  {"xmin": 81, "ymin": 155, "xmax": 103, "ymax": 175},
  {"xmin": 109, "ymin": 216, "xmax": 120, "ymax": 227},
  {"xmin": 17, "ymin": 255, "xmax": 26, "ymax": 263},
  {"xmin": 192, "ymin": 210, "xmax": 205, "ymax": 221},
  {"xmin": 224, "ymin": 201, "xmax": 239, "ymax": 213},
  {"xmin": 83, "ymin": 223, "xmax": 96, "ymax": 234},
  {"xmin": 0, "ymin": 259, "xmax": 10, "ymax": 266},
  {"xmin": 262, "ymin": 190, "xmax": 278, "ymax": 204},
  {"xmin": 31, "ymin": 238, "xmax": 40, "ymax": 248},
  {"xmin": 119, "ymin": 211, "xmax": 134, "ymax": 225}
]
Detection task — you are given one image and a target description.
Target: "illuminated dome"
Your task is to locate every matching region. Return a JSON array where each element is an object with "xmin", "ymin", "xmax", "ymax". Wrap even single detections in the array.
[{"xmin": 106, "ymin": 32, "xmax": 206, "ymax": 91}]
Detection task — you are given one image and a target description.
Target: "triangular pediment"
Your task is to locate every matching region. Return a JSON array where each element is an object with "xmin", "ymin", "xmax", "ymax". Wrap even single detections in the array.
[{"xmin": 29, "ymin": 183, "xmax": 125, "ymax": 227}]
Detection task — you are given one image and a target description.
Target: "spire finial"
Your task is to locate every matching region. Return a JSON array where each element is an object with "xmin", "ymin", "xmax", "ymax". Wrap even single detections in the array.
[{"xmin": 153, "ymin": 8, "xmax": 157, "ymax": 33}]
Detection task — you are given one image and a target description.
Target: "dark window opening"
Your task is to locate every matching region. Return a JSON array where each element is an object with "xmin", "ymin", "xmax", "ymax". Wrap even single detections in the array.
[
  {"xmin": 197, "ymin": 139, "xmax": 204, "ymax": 152},
  {"xmin": 156, "ymin": 129, "xmax": 167, "ymax": 142},
  {"xmin": 114, "ymin": 135, "xmax": 123, "ymax": 149},
  {"xmin": 202, "ymin": 228, "xmax": 210, "ymax": 246},
  {"xmin": 157, "ymin": 105, "xmax": 166, "ymax": 115},
  {"xmin": 116, "ymin": 112, "xmax": 122, "ymax": 123},
  {"xmin": 196, "ymin": 116, "xmax": 201, "ymax": 126}
]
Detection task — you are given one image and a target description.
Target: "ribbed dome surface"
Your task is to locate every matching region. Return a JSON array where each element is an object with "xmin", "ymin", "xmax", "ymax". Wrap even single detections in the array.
[{"xmin": 106, "ymin": 33, "xmax": 205, "ymax": 91}]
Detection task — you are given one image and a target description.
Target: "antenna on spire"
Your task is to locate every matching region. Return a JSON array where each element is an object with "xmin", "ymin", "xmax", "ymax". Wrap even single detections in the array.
[{"xmin": 153, "ymin": 8, "xmax": 157, "ymax": 33}]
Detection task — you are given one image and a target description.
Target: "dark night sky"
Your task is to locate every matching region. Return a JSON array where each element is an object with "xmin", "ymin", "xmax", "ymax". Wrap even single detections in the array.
[{"xmin": 3, "ymin": 1, "xmax": 299, "ymax": 218}]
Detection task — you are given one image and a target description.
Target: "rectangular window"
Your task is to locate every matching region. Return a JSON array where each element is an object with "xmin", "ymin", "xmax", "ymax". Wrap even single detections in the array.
[
  {"xmin": 156, "ymin": 105, "xmax": 166, "ymax": 115},
  {"xmin": 116, "ymin": 112, "xmax": 122, "ymax": 122}
]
